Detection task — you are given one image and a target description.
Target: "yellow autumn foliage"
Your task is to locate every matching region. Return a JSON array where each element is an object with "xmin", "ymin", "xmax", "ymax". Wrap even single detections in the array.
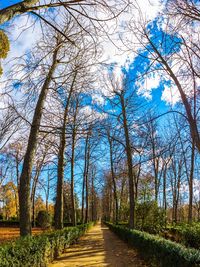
[
  {"xmin": 2, "ymin": 182, "xmax": 18, "ymax": 219},
  {"xmin": 0, "ymin": 30, "xmax": 9, "ymax": 58},
  {"xmin": 0, "ymin": 30, "xmax": 10, "ymax": 76}
]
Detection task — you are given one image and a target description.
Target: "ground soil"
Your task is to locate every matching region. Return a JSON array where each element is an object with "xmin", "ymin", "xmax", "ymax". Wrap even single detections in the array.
[
  {"xmin": 0, "ymin": 227, "xmax": 44, "ymax": 243},
  {"xmin": 49, "ymin": 223, "xmax": 148, "ymax": 267}
]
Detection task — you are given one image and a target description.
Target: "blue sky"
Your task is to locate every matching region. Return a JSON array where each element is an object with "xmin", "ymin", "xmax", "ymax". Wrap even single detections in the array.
[
  {"xmin": 0, "ymin": 0, "xmax": 177, "ymax": 123},
  {"xmin": 0, "ymin": 0, "xmax": 21, "ymax": 8},
  {"xmin": 0, "ymin": 0, "xmax": 178, "ymax": 126},
  {"xmin": 0, "ymin": 0, "xmax": 184, "ymax": 202}
]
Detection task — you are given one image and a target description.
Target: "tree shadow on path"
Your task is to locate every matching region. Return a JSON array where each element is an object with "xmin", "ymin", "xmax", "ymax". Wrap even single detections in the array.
[{"xmin": 48, "ymin": 223, "xmax": 148, "ymax": 267}]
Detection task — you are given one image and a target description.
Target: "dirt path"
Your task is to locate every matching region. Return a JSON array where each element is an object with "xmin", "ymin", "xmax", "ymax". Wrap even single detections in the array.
[{"xmin": 49, "ymin": 223, "xmax": 147, "ymax": 267}]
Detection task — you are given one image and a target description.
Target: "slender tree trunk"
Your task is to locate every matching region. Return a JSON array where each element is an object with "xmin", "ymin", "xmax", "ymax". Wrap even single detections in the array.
[
  {"xmin": 172, "ymin": 190, "xmax": 176, "ymax": 223},
  {"xmin": 55, "ymin": 71, "xmax": 77, "ymax": 229},
  {"xmin": 46, "ymin": 167, "xmax": 50, "ymax": 212},
  {"xmin": 91, "ymin": 168, "xmax": 95, "ymax": 221},
  {"xmin": 70, "ymin": 132, "xmax": 76, "ymax": 226},
  {"xmin": 85, "ymin": 172, "xmax": 89, "ymax": 223},
  {"xmin": 163, "ymin": 164, "xmax": 167, "ymax": 226},
  {"xmin": 150, "ymin": 127, "xmax": 159, "ymax": 202},
  {"xmin": 134, "ymin": 163, "xmax": 141, "ymax": 202},
  {"xmin": 188, "ymin": 139, "xmax": 195, "ymax": 223},
  {"xmin": 31, "ymin": 160, "xmax": 44, "ymax": 227},
  {"xmin": 16, "ymin": 156, "xmax": 20, "ymax": 219},
  {"xmin": 119, "ymin": 178, "xmax": 125, "ymax": 221},
  {"xmin": 81, "ymin": 173, "xmax": 85, "ymax": 223},
  {"xmin": 108, "ymin": 135, "xmax": 118, "ymax": 224},
  {"xmin": 31, "ymin": 172, "xmax": 39, "ymax": 227},
  {"xmin": 108, "ymin": 183, "xmax": 112, "ymax": 221},
  {"xmin": 120, "ymin": 93, "xmax": 135, "ymax": 228},
  {"xmin": 16, "ymin": 155, "xmax": 20, "ymax": 190},
  {"xmin": 85, "ymin": 141, "xmax": 90, "ymax": 223},
  {"xmin": 174, "ymin": 165, "xmax": 181, "ymax": 223},
  {"xmin": 84, "ymin": 128, "xmax": 91, "ymax": 224},
  {"xmin": 81, "ymin": 133, "xmax": 89, "ymax": 223},
  {"xmin": 19, "ymin": 47, "xmax": 59, "ymax": 236},
  {"xmin": 154, "ymin": 159, "xmax": 159, "ymax": 202},
  {"xmin": 70, "ymin": 100, "xmax": 78, "ymax": 226},
  {"xmin": 55, "ymin": 130, "xmax": 65, "ymax": 229}
]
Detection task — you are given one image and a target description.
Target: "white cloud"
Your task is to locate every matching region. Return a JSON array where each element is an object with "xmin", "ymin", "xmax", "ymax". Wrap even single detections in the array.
[
  {"xmin": 79, "ymin": 105, "xmax": 107, "ymax": 122},
  {"xmin": 134, "ymin": 0, "xmax": 163, "ymax": 22},
  {"xmin": 0, "ymin": 1, "xmax": 165, "ymax": 108},
  {"xmin": 92, "ymin": 94, "xmax": 105, "ymax": 106},
  {"xmin": 6, "ymin": 14, "xmax": 42, "ymax": 64},
  {"xmin": 98, "ymin": 0, "xmax": 163, "ymax": 82},
  {"xmin": 136, "ymin": 72, "xmax": 162, "ymax": 99},
  {"xmin": 161, "ymin": 84, "xmax": 180, "ymax": 106},
  {"xmin": 0, "ymin": 14, "xmax": 42, "ymax": 108}
]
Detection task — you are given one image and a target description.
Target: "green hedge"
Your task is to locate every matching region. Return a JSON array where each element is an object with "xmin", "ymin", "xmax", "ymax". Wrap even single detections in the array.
[
  {"xmin": 105, "ymin": 222, "xmax": 200, "ymax": 267},
  {"xmin": 166, "ymin": 224, "xmax": 200, "ymax": 249},
  {"xmin": 0, "ymin": 222, "xmax": 94, "ymax": 267}
]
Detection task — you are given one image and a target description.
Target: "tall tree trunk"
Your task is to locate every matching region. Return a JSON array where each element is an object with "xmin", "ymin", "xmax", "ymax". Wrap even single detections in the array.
[
  {"xmin": 174, "ymin": 163, "xmax": 181, "ymax": 223},
  {"xmin": 150, "ymin": 125, "xmax": 159, "ymax": 202},
  {"xmin": 55, "ymin": 71, "xmax": 77, "ymax": 229},
  {"xmin": 70, "ymin": 131, "xmax": 76, "ymax": 226},
  {"xmin": 31, "ymin": 170, "xmax": 40, "ymax": 227},
  {"xmin": 16, "ymin": 155, "xmax": 20, "ymax": 219},
  {"xmin": 85, "ymin": 141, "xmax": 90, "ymax": 223},
  {"xmin": 134, "ymin": 162, "xmax": 141, "ymax": 202},
  {"xmin": 19, "ymin": 47, "xmax": 59, "ymax": 236},
  {"xmin": 70, "ymin": 99, "xmax": 78, "ymax": 226},
  {"xmin": 81, "ymin": 173, "xmax": 85, "ymax": 223},
  {"xmin": 188, "ymin": 139, "xmax": 195, "ymax": 223},
  {"xmin": 120, "ymin": 93, "xmax": 135, "ymax": 228},
  {"xmin": 54, "ymin": 126, "xmax": 65, "ymax": 229},
  {"xmin": 46, "ymin": 167, "xmax": 50, "ymax": 212},
  {"xmin": 108, "ymin": 135, "xmax": 118, "ymax": 224},
  {"xmin": 119, "ymin": 177, "xmax": 125, "ymax": 221},
  {"xmin": 81, "ymin": 134, "xmax": 89, "ymax": 223},
  {"xmin": 91, "ymin": 168, "xmax": 95, "ymax": 221},
  {"xmin": 163, "ymin": 164, "xmax": 167, "ymax": 226},
  {"xmin": 31, "ymin": 156, "xmax": 45, "ymax": 227}
]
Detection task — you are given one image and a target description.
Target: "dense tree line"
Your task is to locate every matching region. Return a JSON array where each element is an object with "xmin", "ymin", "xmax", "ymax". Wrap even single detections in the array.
[{"xmin": 0, "ymin": 0, "xmax": 200, "ymax": 237}]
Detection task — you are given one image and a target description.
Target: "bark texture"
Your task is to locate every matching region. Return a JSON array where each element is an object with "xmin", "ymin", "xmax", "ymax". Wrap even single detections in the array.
[
  {"xmin": 120, "ymin": 93, "xmax": 135, "ymax": 228},
  {"xmin": 19, "ymin": 47, "xmax": 59, "ymax": 236},
  {"xmin": 55, "ymin": 71, "xmax": 77, "ymax": 229},
  {"xmin": 108, "ymin": 134, "xmax": 119, "ymax": 224}
]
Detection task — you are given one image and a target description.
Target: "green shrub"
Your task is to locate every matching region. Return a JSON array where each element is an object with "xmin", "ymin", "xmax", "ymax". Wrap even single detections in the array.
[
  {"xmin": 0, "ymin": 222, "xmax": 94, "ymax": 267},
  {"xmin": 37, "ymin": 210, "xmax": 52, "ymax": 229},
  {"xmin": 105, "ymin": 222, "xmax": 200, "ymax": 267},
  {"xmin": 135, "ymin": 201, "xmax": 166, "ymax": 234},
  {"xmin": 166, "ymin": 224, "xmax": 200, "ymax": 249}
]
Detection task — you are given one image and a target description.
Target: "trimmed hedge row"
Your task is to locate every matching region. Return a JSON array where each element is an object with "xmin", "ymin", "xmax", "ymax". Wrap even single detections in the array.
[
  {"xmin": 165, "ymin": 224, "xmax": 200, "ymax": 249},
  {"xmin": 0, "ymin": 222, "xmax": 94, "ymax": 267},
  {"xmin": 105, "ymin": 222, "xmax": 200, "ymax": 267}
]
